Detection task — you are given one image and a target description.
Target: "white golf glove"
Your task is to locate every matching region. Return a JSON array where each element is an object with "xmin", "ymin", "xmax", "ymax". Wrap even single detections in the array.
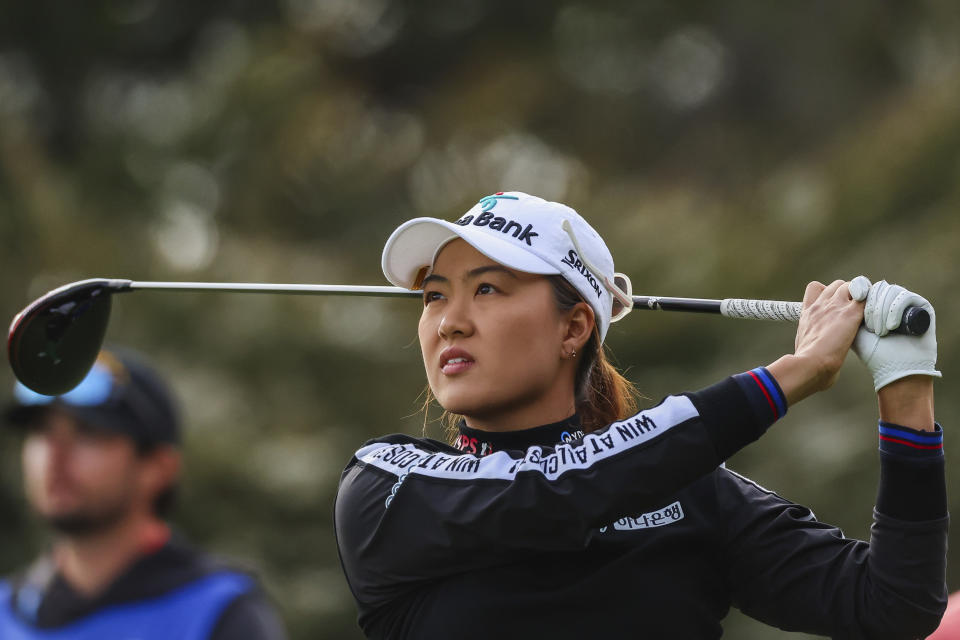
[{"xmin": 849, "ymin": 276, "xmax": 942, "ymax": 392}]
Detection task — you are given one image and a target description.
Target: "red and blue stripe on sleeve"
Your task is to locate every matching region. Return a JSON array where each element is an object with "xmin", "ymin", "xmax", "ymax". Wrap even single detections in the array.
[
  {"xmin": 732, "ymin": 367, "xmax": 788, "ymax": 425},
  {"xmin": 878, "ymin": 421, "xmax": 943, "ymax": 459}
]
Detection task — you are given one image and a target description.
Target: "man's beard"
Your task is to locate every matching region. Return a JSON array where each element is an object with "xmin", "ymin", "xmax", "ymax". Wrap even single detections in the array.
[{"xmin": 43, "ymin": 502, "xmax": 129, "ymax": 536}]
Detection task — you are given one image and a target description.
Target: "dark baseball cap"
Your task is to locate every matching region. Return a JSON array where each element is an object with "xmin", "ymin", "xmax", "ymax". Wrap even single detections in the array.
[{"xmin": 4, "ymin": 347, "xmax": 181, "ymax": 448}]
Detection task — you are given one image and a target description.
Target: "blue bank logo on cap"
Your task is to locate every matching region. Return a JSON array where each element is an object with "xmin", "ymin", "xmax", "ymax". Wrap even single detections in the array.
[{"xmin": 478, "ymin": 192, "xmax": 520, "ymax": 212}]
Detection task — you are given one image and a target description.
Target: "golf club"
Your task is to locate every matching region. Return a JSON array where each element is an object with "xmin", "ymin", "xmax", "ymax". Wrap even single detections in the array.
[{"xmin": 7, "ymin": 278, "xmax": 930, "ymax": 396}]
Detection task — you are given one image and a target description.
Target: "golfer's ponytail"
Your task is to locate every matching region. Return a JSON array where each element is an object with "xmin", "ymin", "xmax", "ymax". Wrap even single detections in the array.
[{"xmin": 548, "ymin": 276, "xmax": 640, "ymax": 433}]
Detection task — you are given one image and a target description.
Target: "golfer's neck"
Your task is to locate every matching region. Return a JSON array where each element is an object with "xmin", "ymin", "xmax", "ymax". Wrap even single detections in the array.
[{"xmin": 54, "ymin": 512, "xmax": 167, "ymax": 597}]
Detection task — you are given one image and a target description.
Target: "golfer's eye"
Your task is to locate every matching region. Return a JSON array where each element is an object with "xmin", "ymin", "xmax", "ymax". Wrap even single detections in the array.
[
  {"xmin": 476, "ymin": 283, "xmax": 496, "ymax": 296},
  {"xmin": 423, "ymin": 291, "xmax": 444, "ymax": 305}
]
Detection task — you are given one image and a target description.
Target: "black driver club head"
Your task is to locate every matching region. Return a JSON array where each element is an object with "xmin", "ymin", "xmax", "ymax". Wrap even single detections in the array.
[{"xmin": 7, "ymin": 279, "xmax": 130, "ymax": 396}]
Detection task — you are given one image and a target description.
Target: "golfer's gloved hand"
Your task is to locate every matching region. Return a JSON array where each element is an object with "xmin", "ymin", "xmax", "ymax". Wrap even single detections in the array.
[{"xmin": 849, "ymin": 276, "xmax": 942, "ymax": 392}]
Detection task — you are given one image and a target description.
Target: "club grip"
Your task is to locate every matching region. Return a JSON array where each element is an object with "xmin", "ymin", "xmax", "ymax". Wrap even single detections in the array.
[
  {"xmin": 720, "ymin": 299, "xmax": 802, "ymax": 322},
  {"xmin": 719, "ymin": 299, "xmax": 930, "ymax": 336}
]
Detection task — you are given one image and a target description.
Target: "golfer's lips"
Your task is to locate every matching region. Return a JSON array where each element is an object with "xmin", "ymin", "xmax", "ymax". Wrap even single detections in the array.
[{"xmin": 439, "ymin": 347, "xmax": 475, "ymax": 375}]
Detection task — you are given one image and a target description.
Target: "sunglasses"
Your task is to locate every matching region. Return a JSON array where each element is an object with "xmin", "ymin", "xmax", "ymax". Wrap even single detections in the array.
[
  {"xmin": 13, "ymin": 361, "xmax": 118, "ymax": 408},
  {"xmin": 561, "ymin": 219, "xmax": 634, "ymax": 323}
]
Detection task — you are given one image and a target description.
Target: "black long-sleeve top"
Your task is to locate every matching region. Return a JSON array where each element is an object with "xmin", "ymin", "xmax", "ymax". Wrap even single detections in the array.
[{"xmin": 335, "ymin": 369, "xmax": 947, "ymax": 639}]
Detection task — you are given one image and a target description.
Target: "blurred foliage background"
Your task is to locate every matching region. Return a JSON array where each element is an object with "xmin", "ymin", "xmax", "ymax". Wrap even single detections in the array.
[{"xmin": 1, "ymin": 1, "xmax": 958, "ymax": 637}]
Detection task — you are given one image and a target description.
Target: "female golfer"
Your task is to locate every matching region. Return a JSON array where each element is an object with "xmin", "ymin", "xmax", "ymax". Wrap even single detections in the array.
[{"xmin": 335, "ymin": 192, "xmax": 946, "ymax": 639}]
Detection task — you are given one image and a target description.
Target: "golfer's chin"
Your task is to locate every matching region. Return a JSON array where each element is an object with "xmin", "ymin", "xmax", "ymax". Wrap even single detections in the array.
[
  {"xmin": 433, "ymin": 382, "xmax": 498, "ymax": 419},
  {"xmin": 432, "ymin": 383, "xmax": 536, "ymax": 428},
  {"xmin": 433, "ymin": 391, "xmax": 485, "ymax": 419}
]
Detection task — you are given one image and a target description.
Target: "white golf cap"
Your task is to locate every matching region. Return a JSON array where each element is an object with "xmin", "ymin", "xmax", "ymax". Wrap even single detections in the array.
[{"xmin": 381, "ymin": 191, "xmax": 631, "ymax": 341}]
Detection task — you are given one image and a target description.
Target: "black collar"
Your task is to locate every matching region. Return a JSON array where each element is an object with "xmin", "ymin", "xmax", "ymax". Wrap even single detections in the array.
[{"xmin": 453, "ymin": 414, "xmax": 583, "ymax": 457}]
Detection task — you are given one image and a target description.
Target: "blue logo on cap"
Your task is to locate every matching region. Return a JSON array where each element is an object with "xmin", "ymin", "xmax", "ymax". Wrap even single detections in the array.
[{"xmin": 479, "ymin": 192, "xmax": 519, "ymax": 212}]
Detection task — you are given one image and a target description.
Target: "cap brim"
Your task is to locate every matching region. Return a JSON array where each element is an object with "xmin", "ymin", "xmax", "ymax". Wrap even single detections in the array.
[{"xmin": 382, "ymin": 217, "xmax": 558, "ymax": 288}]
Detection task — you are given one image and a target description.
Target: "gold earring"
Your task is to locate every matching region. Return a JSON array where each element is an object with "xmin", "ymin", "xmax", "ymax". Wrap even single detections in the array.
[{"xmin": 568, "ymin": 348, "xmax": 577, "ymax": 359}]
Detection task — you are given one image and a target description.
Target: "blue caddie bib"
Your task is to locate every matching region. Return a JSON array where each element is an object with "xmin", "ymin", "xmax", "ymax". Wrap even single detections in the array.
[{"xmin": 0, "ymin": 571, "xmax": 252, "ymax": 640}]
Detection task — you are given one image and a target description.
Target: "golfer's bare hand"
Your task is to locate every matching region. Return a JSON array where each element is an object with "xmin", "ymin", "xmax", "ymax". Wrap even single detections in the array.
[{"xmin": 767, "ymin": 280, "xmax": 865, "ymax": 406}]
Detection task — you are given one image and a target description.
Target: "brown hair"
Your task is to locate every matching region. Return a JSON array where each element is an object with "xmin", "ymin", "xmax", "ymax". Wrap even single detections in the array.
[{"xmin": 422, "ymin": 274, "xmax": 640, "ymax": 441}]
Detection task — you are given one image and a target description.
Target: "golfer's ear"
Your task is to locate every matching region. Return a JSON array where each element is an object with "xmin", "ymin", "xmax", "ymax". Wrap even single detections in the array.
[{"xmin": 563, "ymin": 302, "xmax": 594, "ymax": 350}]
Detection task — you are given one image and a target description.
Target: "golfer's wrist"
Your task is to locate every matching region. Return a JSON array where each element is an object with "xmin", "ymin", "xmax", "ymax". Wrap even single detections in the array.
[{"xmin": 878, "ymin": 376, "xmax": 935, "ymax": 431}]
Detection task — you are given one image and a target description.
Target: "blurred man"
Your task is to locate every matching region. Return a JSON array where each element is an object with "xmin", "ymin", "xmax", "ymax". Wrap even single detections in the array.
[{"xmin": 0, "ymin": 348, "xmax": 286, "ymax": 639}]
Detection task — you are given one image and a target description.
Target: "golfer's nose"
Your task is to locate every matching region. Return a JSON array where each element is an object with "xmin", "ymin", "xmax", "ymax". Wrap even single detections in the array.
[{"xmin": 438, "ymin": 296, "xmax": 474, "ymax": 339}]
